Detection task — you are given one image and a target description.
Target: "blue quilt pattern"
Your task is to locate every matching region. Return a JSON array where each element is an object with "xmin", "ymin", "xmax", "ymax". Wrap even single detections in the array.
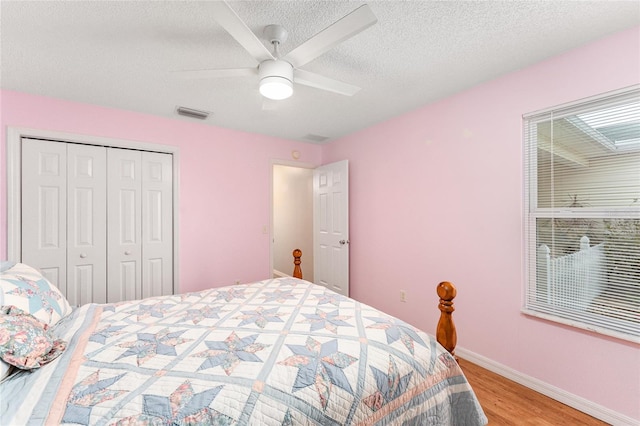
[{"xmin": 2, "ymin": 278, "xmax": 487, "ymax": 425}]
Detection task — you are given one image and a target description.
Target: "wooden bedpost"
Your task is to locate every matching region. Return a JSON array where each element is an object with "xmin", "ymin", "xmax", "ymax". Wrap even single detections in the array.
[
  {"xmin": 292, "ymin": 249, "xmax": 303, "ymax": 279},
  {"xmin": 436, "ymin": 281, "xmax": 458, "ymax": 359}
]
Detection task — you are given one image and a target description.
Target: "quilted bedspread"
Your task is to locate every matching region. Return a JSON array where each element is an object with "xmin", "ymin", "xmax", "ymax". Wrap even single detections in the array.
[{"xmin": 1, "ymin": 278, "xmax": 487, "ymax": 425}]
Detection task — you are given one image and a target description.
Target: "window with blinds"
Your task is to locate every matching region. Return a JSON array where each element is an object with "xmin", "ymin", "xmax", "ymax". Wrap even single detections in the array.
[{"xmin": 523, "ymin": 87, "xmax": 640, "ymax": 342}]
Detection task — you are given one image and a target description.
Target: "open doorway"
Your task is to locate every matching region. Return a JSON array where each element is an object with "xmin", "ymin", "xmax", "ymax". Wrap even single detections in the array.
[{"xmin": 272, "ymin": 164, "xmax": 314, "ymax": 281}]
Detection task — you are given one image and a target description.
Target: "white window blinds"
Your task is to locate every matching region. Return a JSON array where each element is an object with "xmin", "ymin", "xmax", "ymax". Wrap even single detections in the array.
[{"xmin": 523, "ymin": 87, "xmax": 640, "ymax": 342}]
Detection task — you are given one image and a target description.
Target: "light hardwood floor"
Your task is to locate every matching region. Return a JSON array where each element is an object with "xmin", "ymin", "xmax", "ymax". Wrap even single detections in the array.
[{"xmin": 458, "ymin": 358, "xmax": 608, "ymax": 425}]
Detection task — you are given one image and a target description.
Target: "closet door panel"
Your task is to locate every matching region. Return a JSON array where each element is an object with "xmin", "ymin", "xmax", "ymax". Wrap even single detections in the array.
[
  {"xmin": 21, "ymin": 139, "xmax": 67, "ymax": 293},
  {"xmin": 141, "ymin": 152, "xmax": 173, "ymax": 298},
  {"xmin": 117, "ymin": 261, "xmax": 139, "ymax": 302},
  {"xmin": 20, "ymin": 138, "xmax": 175, "ymax": 305},
  {"xmin": 67, "ymin": 144, "xmax": 107, "ymax": 306},
  {"xmin": 107, "ymin": 149, "xmax": 142, "ymax": 303}
]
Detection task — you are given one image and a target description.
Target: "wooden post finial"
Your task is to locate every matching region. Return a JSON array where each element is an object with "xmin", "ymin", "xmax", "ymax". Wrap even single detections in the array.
[
  {"xmin": 436, "ymin": 281, "xmax": 458, "ymax": 359},
  {"xmin": 292, "ymin": 249, "xmax": 302, "ymax": 279},
  {"xmin": 437, "ymin": 281, "xmax": 457, "ymax": 301}
]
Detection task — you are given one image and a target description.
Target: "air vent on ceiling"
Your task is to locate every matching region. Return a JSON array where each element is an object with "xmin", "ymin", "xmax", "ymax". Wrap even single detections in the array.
[
  {"xmin": 176, "ymin": 106, "xmax": 210, "ymax": 120},
  {"xmin": 304, "ymin": 134, "xmax": 330, "ymax": 143}
]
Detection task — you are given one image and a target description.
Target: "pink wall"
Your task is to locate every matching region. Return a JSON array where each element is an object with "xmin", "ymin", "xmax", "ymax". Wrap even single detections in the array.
[
  {"xmin": 1, "ymin": 26, "xmax": 639, "ymax": 421},
  {"xmin": 0, "ymin": 91, "xmax": 322, "ymax": 290},
  {"xmin": 323, "ymin": 26, "xmax": 640, "ymax": 420}
]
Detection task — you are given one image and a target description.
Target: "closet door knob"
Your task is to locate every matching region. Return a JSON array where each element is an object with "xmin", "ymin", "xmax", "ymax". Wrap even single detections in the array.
[
  {"xmin": 80, "ymin": 253, "xmax": 87, "ymax": 258},
  {"xmin": 124, "ymin": 251, "xmax": 132, "ymax": 256}
]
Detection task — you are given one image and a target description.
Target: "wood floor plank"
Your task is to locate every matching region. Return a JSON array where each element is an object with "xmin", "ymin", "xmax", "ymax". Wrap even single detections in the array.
[{"xmin": 458, "ymin": 358, "xmax": 608, "ymax": 425}]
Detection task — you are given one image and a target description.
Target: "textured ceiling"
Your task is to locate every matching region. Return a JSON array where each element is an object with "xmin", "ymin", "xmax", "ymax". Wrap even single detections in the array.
[{"xmin": 1, "ymin": 1, "xmax": 639, "ymax": 143}]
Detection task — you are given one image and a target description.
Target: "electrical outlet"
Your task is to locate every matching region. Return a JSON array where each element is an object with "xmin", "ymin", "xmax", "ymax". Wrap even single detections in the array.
[{"xmin": 400, "ymin": 290, "xmax": 406, "ymax": 302}]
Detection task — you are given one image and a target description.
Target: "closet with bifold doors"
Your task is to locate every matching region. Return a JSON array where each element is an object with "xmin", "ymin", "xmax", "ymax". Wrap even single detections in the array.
[{"xmin": 21, "ymin": 138, "xmax": 174, "ymax": 306}]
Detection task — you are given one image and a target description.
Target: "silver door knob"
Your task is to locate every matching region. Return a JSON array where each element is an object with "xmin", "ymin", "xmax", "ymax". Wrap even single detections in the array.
[
  {"xmin": 79, "ymin": 253, "xmax": 87, "ymax": 258},
  {"xmin": 124, "ymin": 251, "xmax": 132, "ymax": 255},
  {"xmin": 339, "ymin": 240, "xmax": 349, "ymax": 245}
]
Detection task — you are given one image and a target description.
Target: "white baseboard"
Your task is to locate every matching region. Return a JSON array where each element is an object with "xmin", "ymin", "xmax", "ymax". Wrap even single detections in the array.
[
  {"xmin": 456, "ymin": 347, "xmax": 639, "ymax": 426},
  {"xmin": 272, "ymin": 269, "xmax": 289, "ymax": 279}
]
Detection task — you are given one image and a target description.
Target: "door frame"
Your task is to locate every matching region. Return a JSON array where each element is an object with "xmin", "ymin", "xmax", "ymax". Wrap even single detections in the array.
[
  {"xmin": 269, "ymin": 159, "xmax": 316, "ymax": 281},
  {"xmin": 6, "ymin": 126, "xmax": 181, "ymax": 292}
]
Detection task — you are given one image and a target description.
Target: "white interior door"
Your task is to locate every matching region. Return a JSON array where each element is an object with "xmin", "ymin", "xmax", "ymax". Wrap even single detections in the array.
[
  {"xmin": 107, "ymin": 148, "xmax": 142, "ymax": 303},
  {"xmin": 66, "ymin": 143, "xmax": 107, "ymax": 305},
  {"xmin": 21, "ymin": 139, "xmax": 68, "ymax": 290},
  {"xmin": 313, "ymin": 160, "xmax": 349, "ymax": 296},
  {"xmin": 141, "ymin": 152, "xmax": 173, "ymax": 298}
]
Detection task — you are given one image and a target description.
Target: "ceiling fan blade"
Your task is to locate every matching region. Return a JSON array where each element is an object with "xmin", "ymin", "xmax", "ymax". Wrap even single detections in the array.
[
  {"xmin": 172, "ymin": 67, "xmax": 257, "ymax": 79},
  {"xmin": 283, "ymin": 4, "xmax": 377, "ymax": 69},
  {"xmin": 294, "ymin": 69, "xmax": 361, "ymax": 96},
  {"xmin": 210, "ymin": 1, "xmax": 274, "ymax": 63}
]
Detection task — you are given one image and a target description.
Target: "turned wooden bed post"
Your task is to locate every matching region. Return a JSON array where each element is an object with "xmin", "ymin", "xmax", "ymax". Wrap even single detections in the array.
[
  {"xmin": 436, "ymin": 281, "xmax": 458, "ymax": 359},
  {"xmin": 292, "ymin": 249, "xmax": 303, "ymax": 279}
]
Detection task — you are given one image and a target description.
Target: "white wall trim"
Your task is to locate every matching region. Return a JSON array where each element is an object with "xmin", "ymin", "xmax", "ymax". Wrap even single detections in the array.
[
  {"xmin": 7, "ymin": 127, "xmax": 23, "ymax": 260},
  {"xmin": 522, "ymin": 83, "xmax": 640, "ymax": 118},
  {"xmin": 5, "ymin": 126, "xmax": 181, "ymax": 293},
  {"xmin": 272, "ymin": 269, "xmax": 289, "ymax": 279},
  {"xmin": 456, "ymin": 347, "xmax": 639, "ymax": 426}
]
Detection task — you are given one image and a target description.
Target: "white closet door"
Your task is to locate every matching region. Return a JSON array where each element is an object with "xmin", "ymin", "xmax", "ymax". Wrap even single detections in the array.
[
  {"xmin": 141, "ymin": 152, "xmax": 173, "ymax": 298},
  {"xmin": 107, "ymin": 148, "xmax": 142, "ymax": 303},
  {"xmin": 21, "ymin": 139, "xmax": 67, "ymax": 290},
  {"xmin": 66, "ymin": 144, "xmax": 107, "ymax": 306}
]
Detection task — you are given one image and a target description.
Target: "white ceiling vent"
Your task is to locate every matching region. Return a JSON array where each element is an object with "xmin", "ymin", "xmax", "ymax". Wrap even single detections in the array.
[
  {"xmin": 176, "ymin": 106, "xmax": 210, "ymax": 120},
  {"xmin": 304, "ymin": 134, "xmax": 329, "ymax": 143}
]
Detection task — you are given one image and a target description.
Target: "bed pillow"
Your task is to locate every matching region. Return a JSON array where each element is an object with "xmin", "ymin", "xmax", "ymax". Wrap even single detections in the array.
[
  {"xmin": 0, "ymin": 305, "xmax": 66, "ymax": 370},
  {"xmin": 0, "ymin": 262, "xmax": 16, "ymax": 273},
  {"xmin": 0, "ymin": 263, "xmax": 72, "ymax": 326},
  {"xmin": 0, "ymin": 360, "xmax": 12, "ymax": 381}
]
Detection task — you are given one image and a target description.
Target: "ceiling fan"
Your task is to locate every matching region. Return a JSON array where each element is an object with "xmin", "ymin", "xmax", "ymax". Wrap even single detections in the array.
[{"xmin": 179, "ymin": 1, "xmax": 378, "ymax": 100}]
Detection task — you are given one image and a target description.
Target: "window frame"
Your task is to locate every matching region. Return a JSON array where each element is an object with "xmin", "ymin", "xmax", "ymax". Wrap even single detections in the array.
[{"xmin": 522, "ymin": 86, "xmax": 640, "ymax": 343}]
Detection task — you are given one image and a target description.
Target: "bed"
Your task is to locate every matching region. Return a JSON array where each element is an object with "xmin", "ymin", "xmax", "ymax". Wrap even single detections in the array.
[{"xmin": 0, "ymin": 256, "xmax": 487, "ymax": 425}]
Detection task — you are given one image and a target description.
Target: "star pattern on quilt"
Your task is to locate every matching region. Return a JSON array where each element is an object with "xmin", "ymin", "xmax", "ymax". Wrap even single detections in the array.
[
  {"xmin": 62, "ymin": 370, "xmax": 127, "ymax": 425},
  {"xmin": 180, "ymin": 305, "xmax": 225, "ymax": 324},
  {"xmin": 89, "ymin": 324, "xmax": 127, "ymax": 344},
  {"xmin": 260, "ymin": 289, "xmax": 297, "ymax": 303},
  {"xmin": 281, "ymin": 408, "xmax": 294, "ymax": 426},
  {"xmin": 235, "ymin": 306, "xmax": 284, "ymax": 329},
  {"xmin": 363, "ymin": 355, "xmax": 413, "ymax": 412},
  {"xmin": 117, "ymin": 328, "xmax": 192, "ymax": 366},
  {"xmin": 126, "ymin": 302, "xmax": 176, "ymax": 321},
  {"xmin": 300, "ymin": 308, "xmax": 352, "ymax": 334},
  {"xmin": 213, "ymin": 287, "xmax": 246, "ymax": 302},
  {"xmin": 179, "ymin": 291, "xmax": 199, "ymax": 301},
  {"xmin": 116, "ymin": 380, "xmax": 232, "ymax": 425},
  {"xmin": 314, "ymin": 292, "xmax": 347, "ymax": 307},
  {"xmin": 5, "ymin": 275, "xmax": 64, "ymax": 317},
  {"xmin": 192, "ymin": 331, "xmax": 269, "ymax": 375},
  {"xmin": 366, "ymin": 316, "xmax": 426, "ymax": 355},
  {"xmin": 279, "ymin": 337, "xmax": 357, "ymax": 409},
  {"xmin": 438, "ymin": 351, "xmax": 458, "ymax": 368}
]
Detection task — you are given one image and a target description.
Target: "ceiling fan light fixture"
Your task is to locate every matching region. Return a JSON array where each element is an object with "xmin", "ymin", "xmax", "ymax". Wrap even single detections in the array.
[
  {"xmin": 259, "ymin": 59, "xmax": 294, "ymax": 100},
  {"xmin": 260, "ymin": 76, "xmax": 293, "ymax": 100}
]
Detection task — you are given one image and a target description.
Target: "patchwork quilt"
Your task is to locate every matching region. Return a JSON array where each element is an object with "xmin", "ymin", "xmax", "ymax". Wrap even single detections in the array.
[{"xmin": 1, "ymin": 278, "xmax": 487, "ymax": 425}]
